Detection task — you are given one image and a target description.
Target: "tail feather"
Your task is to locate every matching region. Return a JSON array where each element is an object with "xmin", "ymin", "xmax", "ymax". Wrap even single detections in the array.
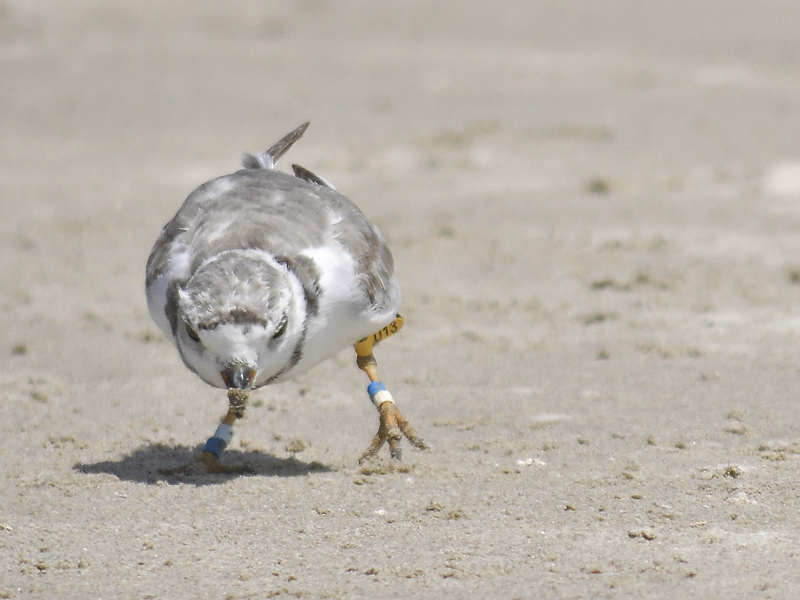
[{"xmin": 242, "ymin": 121, "xmax": 311, "ymax": 170}]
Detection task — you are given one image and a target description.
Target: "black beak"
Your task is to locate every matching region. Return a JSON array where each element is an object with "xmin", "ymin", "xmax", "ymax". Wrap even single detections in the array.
[{"xmin": 221, "ymin": 364, "xmax": 256, "ymax": 390}]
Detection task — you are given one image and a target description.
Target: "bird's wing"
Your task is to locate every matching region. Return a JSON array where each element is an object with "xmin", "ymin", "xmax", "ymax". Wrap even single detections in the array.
[
  {"xmin": 146, "ymin": 166, "xmax": 397, "ymax": 339},
  {"xmin": 291, "ymin": 163, "xmax": 337, "ymax": 190},
  {"xmin": 145, "ymin": 203, "xmax": 197, "ymax": 339}
]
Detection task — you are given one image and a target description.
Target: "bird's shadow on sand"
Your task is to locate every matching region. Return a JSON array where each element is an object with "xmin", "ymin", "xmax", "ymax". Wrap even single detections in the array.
[{"xmin": 74, "ymin": 443, "xmax": 332, "ymax": 486}]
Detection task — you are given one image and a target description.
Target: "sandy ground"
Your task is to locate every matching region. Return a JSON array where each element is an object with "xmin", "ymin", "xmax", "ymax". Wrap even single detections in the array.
[{"xmin": 3, "ymin": 1, "xmax": 800, "ymax": 598}]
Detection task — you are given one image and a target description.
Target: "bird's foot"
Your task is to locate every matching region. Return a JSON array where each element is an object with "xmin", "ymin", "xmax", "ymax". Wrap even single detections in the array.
[
  {"xmin": 158, "ymin": 423, "xmax": 252, "ymax": 475},
  {"xmin": 360, "ymin": 393, "xmax": 428, "ymax": 463},
  {"xmin": 195, "ymin": 451, "xmax": 253, "ymax": 474},
  {"xmin": 159, "ymin": 452, "xmax": 253, "ymax": 476}
]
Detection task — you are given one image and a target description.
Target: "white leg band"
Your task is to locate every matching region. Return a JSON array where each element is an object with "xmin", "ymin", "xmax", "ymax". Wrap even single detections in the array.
[
  {"xmin": 371, "ymin": 390, "xmax": 395, "ymax": 409},
  {"xmin": 213, "ymin": 423, "xmax": 234, "ymax": 445}
]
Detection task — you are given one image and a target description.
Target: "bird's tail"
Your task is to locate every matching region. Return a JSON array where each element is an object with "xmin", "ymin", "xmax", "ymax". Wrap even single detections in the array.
[{"xmin": 242, "ymin": 121, "xmax": 310, "ymax": 170}]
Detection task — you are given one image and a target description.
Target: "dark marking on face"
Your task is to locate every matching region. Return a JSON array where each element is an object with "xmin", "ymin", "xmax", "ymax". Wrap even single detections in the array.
[
  {"xmin": 274, "ymin": 255, "xmax": 322, "ymax": 317},
  {"xmin": 197, "ymin": 308, "xmax": 268, "ymax": 330}
]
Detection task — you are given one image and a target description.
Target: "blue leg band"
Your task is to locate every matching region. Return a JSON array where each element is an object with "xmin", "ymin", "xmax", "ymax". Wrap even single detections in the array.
[
  {"xmin": 367, "ymin": 381, "xmax": 395, "ymax": 408},
  {"xmin": 203, "ymin": 436, "xmax": 228, "ymax": 459},
  {"xmin": 202, "ymin": 423, "xmax": 234, "ymax": 459},
  {"xmin": 367, "ymin": 381, "xmax": 387, "ymax": 398}
]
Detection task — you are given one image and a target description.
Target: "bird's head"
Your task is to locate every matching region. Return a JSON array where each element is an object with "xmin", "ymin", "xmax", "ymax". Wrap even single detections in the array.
[{"xmin": 174, "ymin": 251, "xmax": 304, "ymax": 389}]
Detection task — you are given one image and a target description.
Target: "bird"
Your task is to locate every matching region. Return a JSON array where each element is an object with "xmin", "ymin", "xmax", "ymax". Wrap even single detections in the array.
[{"xmin": 145, "ymin": 122, "xmax": 426, "ymax": 472}]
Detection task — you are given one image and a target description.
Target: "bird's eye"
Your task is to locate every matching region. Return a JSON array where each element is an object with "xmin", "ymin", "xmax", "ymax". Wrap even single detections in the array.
[
  {"xmin": 273, "ymin": 317, "xmax": 288, "ymax": 340},
  {"xmin": 186, "ymin": 324, "xmax": 201, "ymax": 342}
]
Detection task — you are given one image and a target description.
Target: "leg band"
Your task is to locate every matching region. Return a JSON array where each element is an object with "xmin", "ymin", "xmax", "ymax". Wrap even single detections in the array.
[
  {"xmin": 367, "ymin": 381, "xmax": 395, "ymax": 409},
  {"xmin": 202, "ymin": 423, "xmax": 234, "ymax": 459}
]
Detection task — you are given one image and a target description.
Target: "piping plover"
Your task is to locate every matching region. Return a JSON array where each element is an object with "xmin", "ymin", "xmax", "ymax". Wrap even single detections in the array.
[{"xmin": 145, "ymin": 122, "xmax": 426, "ymax": 471}]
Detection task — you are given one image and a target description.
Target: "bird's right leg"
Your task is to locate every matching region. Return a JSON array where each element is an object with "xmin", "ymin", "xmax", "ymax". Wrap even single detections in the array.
[
  {"xmin": 197, "ymin": 389, "xmax": 252, "ymax": 473},
  {"xmin": 161, "ymin": 389, "xmax": 251, "ymax": 475}
]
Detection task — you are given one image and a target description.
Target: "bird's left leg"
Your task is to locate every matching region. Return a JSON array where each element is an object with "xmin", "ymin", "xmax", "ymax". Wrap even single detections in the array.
[{"xmin": 354, "ymin": 315, "xmax": 427, "ymax": 462}]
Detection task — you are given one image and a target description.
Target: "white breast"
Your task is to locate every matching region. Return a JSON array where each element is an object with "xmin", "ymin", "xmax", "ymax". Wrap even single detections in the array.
[{"xmin": 281, "ymin": 241, "xmax": 401, "ymax": 378}]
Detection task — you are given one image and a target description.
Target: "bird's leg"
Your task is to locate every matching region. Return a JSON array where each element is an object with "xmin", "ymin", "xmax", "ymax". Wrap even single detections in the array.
[
  {"xmin": 196, "ymin": 389, "xmax": 251, "ymax": 473},
  {"xmin": 355, "ymin": 315, "xmax": 427, "ymax": 462},
  {"xmin": 159, "ymin": 389, "xmax": 252, "ymax": 475}
]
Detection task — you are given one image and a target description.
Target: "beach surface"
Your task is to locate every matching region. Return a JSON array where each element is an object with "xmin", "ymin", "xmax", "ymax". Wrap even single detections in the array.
[{"xmin": 2, "ymin": 2, "xmax": 800, "ymax": 598}]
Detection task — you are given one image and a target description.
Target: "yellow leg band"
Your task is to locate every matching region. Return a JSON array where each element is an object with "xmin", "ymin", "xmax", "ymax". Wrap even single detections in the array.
[{"xmin": 354, "ymin": 314, "xmax": 404, "ymax": 357}]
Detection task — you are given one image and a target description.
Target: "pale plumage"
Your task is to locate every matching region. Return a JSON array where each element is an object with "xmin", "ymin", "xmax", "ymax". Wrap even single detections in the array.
[{"xmin": 145, "ymin": 122, "xmax": 425, "ymax": 471}]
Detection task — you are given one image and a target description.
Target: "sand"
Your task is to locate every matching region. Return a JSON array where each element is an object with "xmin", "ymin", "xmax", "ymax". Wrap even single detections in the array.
[{"xmin": 3, "ymin": 1, "xmax": 800, "ymax": 598}]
